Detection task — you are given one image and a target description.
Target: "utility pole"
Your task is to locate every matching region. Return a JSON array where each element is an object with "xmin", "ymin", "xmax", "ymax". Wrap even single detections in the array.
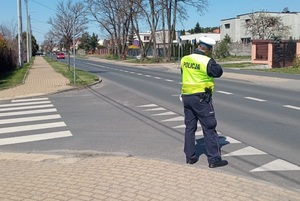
[
  {"xmin": 17, "ymin": 0, "xmax": 24, "ymax": 67},
  {"xmin": 29, "ymin": 15, "xmax": 32, "ymax": 58},
  {"xmin": 73, "ymin": 16, "xmax": 76, "ymax": 84},
  {"xmin": 25, "ymin": 0, "xmax": 30, "ymax": 63}
]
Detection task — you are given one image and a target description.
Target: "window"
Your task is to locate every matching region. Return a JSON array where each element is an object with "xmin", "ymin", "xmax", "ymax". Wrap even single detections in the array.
[
  {"xmin": 241, "ymin": 37, "xmax": 251, "ymax": 44},
  {"xmin": 225, "ymin": 23, "xmax": 230, "ymax": 29},
  {"xmin": 245, "ymin": 19, "xmax": 251, "ymax": 24},
  {"xmin": 144, "ymin": 36, "xmax": 150, "ymax": 41}
]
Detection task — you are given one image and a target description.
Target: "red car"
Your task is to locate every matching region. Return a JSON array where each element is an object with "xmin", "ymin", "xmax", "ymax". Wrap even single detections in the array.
[{"xmin": 56, "ymin": 52, "xmax": 65, "ymax": 59}]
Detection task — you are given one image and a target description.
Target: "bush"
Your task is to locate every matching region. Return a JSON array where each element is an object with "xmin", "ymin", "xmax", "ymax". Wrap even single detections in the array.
[
  {"xmin": 293, "ymin": 55, "xmax": 300, "ymax": 68},
  {"xmin": 213, "ymin": 40, "xmax": 230, "ymax": 59}
]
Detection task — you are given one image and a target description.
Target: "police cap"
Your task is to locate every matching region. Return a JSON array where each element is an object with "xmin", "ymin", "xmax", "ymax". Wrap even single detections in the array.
[{"xmin": 199, "ymin": 36, "xmax": 216, "ymax": 49}]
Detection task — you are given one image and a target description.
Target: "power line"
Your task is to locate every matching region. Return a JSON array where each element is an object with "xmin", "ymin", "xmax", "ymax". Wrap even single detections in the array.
[
  {"xmin": 31, "ymin": 0, "xmax": 57, "ymax": 12},
  {"xmin": 31, "ymin": 29, "xmax": 46, "ymax": 35},
  {"xmin": 31, "ymin": 18, "xmax": 48, "ymax": 24}
]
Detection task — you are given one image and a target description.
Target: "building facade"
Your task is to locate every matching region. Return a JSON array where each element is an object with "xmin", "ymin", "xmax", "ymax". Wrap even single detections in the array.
[{"xmin": 220, "ymin": 12, "xmax": 300, "ymax": 42}]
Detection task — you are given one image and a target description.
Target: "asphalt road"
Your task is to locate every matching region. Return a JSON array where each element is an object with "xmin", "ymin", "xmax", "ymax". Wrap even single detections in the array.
[
  {"xmin": 1, "ymin": 56, "xmax": 299, "ymax": 190},
  {"xmin": 71, "ymin": 57, "xmax": 300, "ymax": 189}
]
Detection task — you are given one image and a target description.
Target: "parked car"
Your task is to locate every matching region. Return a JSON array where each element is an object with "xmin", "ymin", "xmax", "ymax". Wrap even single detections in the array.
[{"xmin": 56, "ymin": 52, "xmax": 65, "ymax": 59}]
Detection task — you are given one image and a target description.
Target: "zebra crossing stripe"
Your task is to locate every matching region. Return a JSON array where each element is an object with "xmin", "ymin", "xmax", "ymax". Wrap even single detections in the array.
[
  {"xmin": 136, "ymin": 104, "xmax": 158, "ymax": 108},
  {"xmin": 250, "ymin": 159, "xmax": 300, "ymax": 172},
  {"xmin": 0, "ymin": 104, "xmax": 54, "ymax": 112},
  {"xmin": 0, "ymin": 114, "xmax": 61, "ymax": 125},
  {"xmin": 173, "ymin": 123, "xmax": 201, "ymax": 129},
  {"xmin": 219, "ymin": 136, "xmax": 241, "ymax": 144},
  {"xmin": 223, "ymin": 146, "xmax": 267, "ymax": 156},
  {"xmin": 0, "ymin": 122, "xmax": 66, "ymax": 134},
  {"xmin": 151, "ymin": 111, "xmax": 176, "ymax": 116},
  {"xmin": 0, "ymin": 108, "xmax": 57, "ymax": 117},
  {"xmin": 144, "ymin": 107, "xmax": 166, "ymax": 111},
  {"xmin": 0, "ymin": 101, "xmax": 51, "ymax": 108},
  {"xmin": 195, "ymin": 131, "xmax": 203, "ymax": 136},
  {"xmin": 11, "ymin": 97, "xmax": 49, "ymax": 102},
  {"xmin": 161, "ymin": 116, "xmax": 184, "ymax": 122},
  {"xmin": 0, "ymin": 131, "xmax": 72, "ymax": 146},
  {"xmin": 283, "ymin": 105, "xmax": 300, "ymax": 111}
]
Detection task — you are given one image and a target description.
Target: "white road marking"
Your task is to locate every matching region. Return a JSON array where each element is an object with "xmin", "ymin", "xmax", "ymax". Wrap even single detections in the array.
[
  {"xmin": 250, "ymin": 159, "xmax": 300, "ymax": 172},
  {"xmin": 244, "ymin": 97, "xmax": 267, "ymax": 102},
  {"xmin": 219, "ymin": 136, "xmax": 241, "ymax": 144},
  {"xmin": 224, "ymin": 146, "xmax": 267, "ymax": 156},
  {"xmin": 0, "ymin": 108, "xmax": 57, "ymax": 117},
  {"xmin": 217, "ymin": 91, "xmax": 233, "ymax": 95},
  {"xmin": 195, "ymin": 131, "xmax": 203, "ymax": 136},
  {"xmin": 137, "ymin": 73, "xmax": 143, "ymax": 75},
  {"xmin": 0, "ymin": 104, "xmax": 54, "ymax": 112},
  {"xmin": 283, "ymin": 105, "xmax": 300, "ymax": 111},
  {"xmin": 144, "ymin": 107, "xmax": 166, "ymax": 111},
  {"xmin": 0, "ymin": 114, "xmax": 61, "ymax": 125},
  {"xmin": 0, "ymin": 131, "xmax": 72, "ymax": 146},
  {"xmin": 136, "ymin": 104, "xmax": 158, "ymax": 108},
  {"xmin": 173, "ymin": 124, "xmax": 186, "ymax": 128},
  {"xmin": 161, "ymin": 116, "xmax": 184, "ymax": 122},
  {"xmin": 153, "ymin": 77, "xmax": 162, "ymax": 79},
  {"xmin": 0, "ymin": 122, "xmax": 66, "ymax": 134},
  {"xmin": 0, "ymin": 101, "xmax": 51, "ymax": 108},
  {"xmin": 145, "ymin": 75, "xmax": 152, "ymax": 77},
  {"xmin": 165, "ymin": 79, "xmax": 174, "ymax": 82},
  {"xmin": 12, "ymin": 97, "xmax": 49, "ymax": 102},
  {"xmin": 151, "ymin": 111, "xmax": 176, "ymax": 116},
  {"xmin": 173, "ymin": 123, "xmax": 201, "ymax": 129}
]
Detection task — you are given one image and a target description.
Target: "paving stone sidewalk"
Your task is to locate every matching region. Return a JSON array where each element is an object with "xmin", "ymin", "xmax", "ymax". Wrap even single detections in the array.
[
  {"xmin": 0, "ymin": 152, "xmax": 299, "ymax": 201},
  {"xmin": 0, "ymin": 56, "xmax": 300, "ymax": 200},
  {"xmin": 0, "ymin": 56, "xmax": 74, "ymax": 101}
]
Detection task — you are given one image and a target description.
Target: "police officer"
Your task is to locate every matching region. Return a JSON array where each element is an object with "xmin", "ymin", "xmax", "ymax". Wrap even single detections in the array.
[{"xmin": 181, "ymin": 36, "xmax": 228, "ymax": 168}]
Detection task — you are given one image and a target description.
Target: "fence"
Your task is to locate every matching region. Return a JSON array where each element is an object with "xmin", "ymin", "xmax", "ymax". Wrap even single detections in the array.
[
  {"xmin": 0, "ymin": 47, "xmax": 17, "ymax": 74},
  {"xmin": 252, "ymin": 40, "xmax": 300, "ymax": 68}
]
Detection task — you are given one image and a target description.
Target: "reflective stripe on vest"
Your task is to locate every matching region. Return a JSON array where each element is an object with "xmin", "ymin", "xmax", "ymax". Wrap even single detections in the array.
[{"xmin": 181, "ymin": 54, "xmax": 214, "ymax": 94}]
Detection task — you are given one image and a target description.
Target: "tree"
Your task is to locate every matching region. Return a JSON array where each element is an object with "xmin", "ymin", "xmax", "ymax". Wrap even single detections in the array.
[
  {"xmin": 194, "ymin": 22, "xmax": 201, "ymax": 33},
  {"xmin": 78, "ymin": 32, "xmax": 99, "ymax": 53},
  {"xmin": 0, "ymin": 35, "xmax": 7, "ymax": 48},
  {"xmin": 90, "ymin": 33, "xmax": 99, "ymax": 52},
  {"xmin": 78, "ymin": 32, "xmax": 91, "ymax": 52},
  {"xmin": 48, "ymin": 0, "xmax": 88, "ymax": 70},
  {"xmin": 86, "ymin": 0, "xmax": 208, "ymax": 62},
  {"xmin": 245, "ymin": 11, "xmax": 291, "ymax": 40},
  {"xmin": 163, "ymin": 0, "xmax": 208, "ymax": 61},
  {"xmin": 22, "ymin": 32, "xmax": 39, "ymax": 56},
  {"xmin": 0, "ymin": 19, "xmax": 18, "ymax": 50},
  {"xmin": 223, "ymin": 34, "xmax": 232, "ymax": 44},
  {"xmin": 213, "ymin": 37, "xmax": 231, "ymax": 59},
  {"xmin": 86, "ymin": 0, "xmax": 134, "ymax": 59},
  {"xmin": 42, "ymin": 31, "xmax": 56, "ymax": 54}
]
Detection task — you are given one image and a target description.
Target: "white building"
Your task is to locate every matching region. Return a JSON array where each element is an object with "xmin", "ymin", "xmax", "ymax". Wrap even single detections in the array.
[
  {"xmin": 134, "ymin": 31, "xmax": 220, "ymax": 45},
  {"xmin": 220, "ymin": 11, "xmax": 300, "ymax": 42},
  {"xmin": 175, "ymin": 33, "xmax": 220, "ymax": 44}
]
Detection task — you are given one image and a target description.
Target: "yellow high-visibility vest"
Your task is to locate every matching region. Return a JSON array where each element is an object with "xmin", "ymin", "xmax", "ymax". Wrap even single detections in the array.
[{"xmin": 181, "ymin": 54, "xmax": 214, "ymax": 95}]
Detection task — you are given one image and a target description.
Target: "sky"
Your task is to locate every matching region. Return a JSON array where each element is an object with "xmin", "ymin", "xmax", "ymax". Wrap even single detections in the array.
[{"xmin": 0, "ymin": 0, "xmax": 299, "ymax": 45}]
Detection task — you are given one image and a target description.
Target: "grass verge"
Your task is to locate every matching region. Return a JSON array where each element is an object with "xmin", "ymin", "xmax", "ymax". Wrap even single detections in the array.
[
  {"xmin": 255, "ymin": 66, "xmax": 300, "ymax": 74},
  {"xmin": 0, "ymin": 58, "xmax": 34, "ymax": 90},
  {"xmin": 43, "ymin": 56, "xmax": 99, "ymax": 86},
  {"xmin": 221, "ymin": 62, "xmax": 256, "ymax": 68}
]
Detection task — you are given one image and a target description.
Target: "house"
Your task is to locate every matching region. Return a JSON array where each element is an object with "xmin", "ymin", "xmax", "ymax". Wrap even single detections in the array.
[
  {"xmin": 220, "ymin": 11, "xmax": 300, "ymax": 42},
  {"xmin": 175, "ymin": 32, "xmax": 220, "ymax": 44},
  {"xmin": 133, "ymin": 31, "xmax": 220, "ymax": 45}
]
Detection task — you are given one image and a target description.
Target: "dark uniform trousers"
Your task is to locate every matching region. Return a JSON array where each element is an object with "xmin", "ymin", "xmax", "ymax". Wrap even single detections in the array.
[{"xmin": 182, "ymin": 94, "xmax": 221, "ymax": 164}]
